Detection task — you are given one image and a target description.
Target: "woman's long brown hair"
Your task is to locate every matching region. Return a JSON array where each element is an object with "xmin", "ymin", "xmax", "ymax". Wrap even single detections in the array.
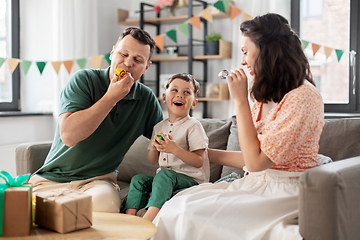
[{"xmin": 240, "ymin": 13, "xmax": 315, "ymax": 103}]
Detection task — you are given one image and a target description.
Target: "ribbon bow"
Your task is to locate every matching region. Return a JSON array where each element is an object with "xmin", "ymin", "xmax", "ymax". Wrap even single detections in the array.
[{"xmin": 0, "ymin": 171, "xmax": 30, "ymax": 236}]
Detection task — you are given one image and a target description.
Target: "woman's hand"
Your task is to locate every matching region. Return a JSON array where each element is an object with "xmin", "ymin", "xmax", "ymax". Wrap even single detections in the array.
[{"xmin": 226, "ymin": 68, "xmax": 249, "ymax": 104}]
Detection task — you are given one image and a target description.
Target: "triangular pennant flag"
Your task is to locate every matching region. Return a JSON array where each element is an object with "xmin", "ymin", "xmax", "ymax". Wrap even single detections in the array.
[
  {"xmin": 312, "ymin": 43, "xmax": 321, "ymax": 56},
  {"xmin": 104, "ymin": 53, "xmax": 111, "ymax": 65},
  {"xmin": 153, "ymin": 34, "xmax": 164, "ymax": 51},
  {"xmin": 242, "ymin": 13, "xmax": 252, "ymax": 22},
  {"xmin": 0, "ymin": 57, "xmax": 5, "ymax": 68},
  {"xmin": 200, "ymin": 7, "xmax": 213, "ymax": 23},
  {"xmin": 51, "ymin": 61, "xmax": 62, "ymax": 74},
  {"xmin": 335, "ymin": 49, "xmax": 344, "ymax": 62},
  {"xmin": 324, "ymin": 47, "xmax": 333, "ymax": 59},
  {"xmin": 7, "ymin": 58, "xmax": 20, "ymax": 74},
  {"xmin": 188, "ymin": 16, "xmax": 201, "ymax": 30},
  {"xmin": 36, "ymin": 61, "xmax": 47, "ymax": 75},
  {"xmin": 76, "ymin": 58, "xmax": 87, "ymax": 69},
  {"xmin": 230, "ymin": 6, "xmax": 242, "ymax": 20},
  {"xmin": 222, "ymin": 0, "xmax": 232, "ymax": 9},
  {"xmin": 63, "ymin": 60, "xmax": 74, "ymax": 74},
  {"xmin": 166, "ymin": 29, "xmax": 177, "ymax": 43},
  {"xmin": 213, "ymin": 0, "xmax": 226, "ymax": 13},
  {"xmin": 301, "ymin": 40, "xmax": 309, "ymax": 50},
  {"xmin": 178, "ymin": 22, "xmax": 190, "ymax": 38},
  {"xmin": 90, "ymin": 56, "xmax": 103, "ymax": 69},
  {"xmin": 20, "ymin": 60, "xmax": 32, "ymax": 75}
]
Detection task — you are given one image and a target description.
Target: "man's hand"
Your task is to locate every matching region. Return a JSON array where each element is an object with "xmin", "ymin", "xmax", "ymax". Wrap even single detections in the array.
[{"xmin": 106, "ymin": 72, "xmax": 135, "ymax": 104}]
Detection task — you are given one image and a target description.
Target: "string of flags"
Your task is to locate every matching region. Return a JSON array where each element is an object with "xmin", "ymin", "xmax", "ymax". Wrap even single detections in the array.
[{"xmin": 0, "ymin": 0, "xmax": 347, "ymax": 76}]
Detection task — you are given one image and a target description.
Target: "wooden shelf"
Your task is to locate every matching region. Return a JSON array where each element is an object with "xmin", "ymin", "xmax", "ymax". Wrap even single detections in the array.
[
  {"xmin": 118, "ymin": 10, "xmax": 230, "ymax": 25},
  {"xmin": 152, "ymin": 40, "xmax": 232, "ymax": 61}
]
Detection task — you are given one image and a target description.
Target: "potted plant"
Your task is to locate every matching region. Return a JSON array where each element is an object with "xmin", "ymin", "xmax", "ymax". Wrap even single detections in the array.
[{"xmin": 205, "ymin": 33, "xmax": 222, "ymax": 55}]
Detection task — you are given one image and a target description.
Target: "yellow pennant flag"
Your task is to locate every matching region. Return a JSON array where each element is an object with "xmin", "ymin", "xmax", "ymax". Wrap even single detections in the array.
[
  {"xmin": 242, "ymin": 13, "xmax": 252, "ymax": 22},
  {"xmin": 90, "ymin": 56, "xmax": 103, "ymax": 69},
  {"xmin": 312, "ymin": 43, "xmax": 321, "ymax": 56},
  {"xmin": 230, "ymin": 6, "xmax": 242, "ymax": 20},
  {"xmin": 188, "ymin": 16, "xmax": 201, "ymax": 30},
  {"xmin": 200, "ymin": 7, "xmax": 213, "ymax": 23},
  {"xmin": 51, "ymin": 61, "xmax": 62, "ymax": 74},
  {"xmin": 7, "ymin": 58, "xmax": 20, "ymax": 74},
  {"xmin": 153, "ymin": 34, "xmax": 164, "ymax": 51},
  {"xmin": 324, "ymin": 46, "xmax": 333, "ymax": 59},
  {"xmin": 63, "ymin": 60, "xmax": 74, "ymax": 74}
]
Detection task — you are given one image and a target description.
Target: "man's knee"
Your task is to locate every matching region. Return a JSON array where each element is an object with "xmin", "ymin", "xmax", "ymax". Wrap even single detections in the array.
[{"xmin": 85, "ymin": 183, "xmax": 121, "ymax": 213}]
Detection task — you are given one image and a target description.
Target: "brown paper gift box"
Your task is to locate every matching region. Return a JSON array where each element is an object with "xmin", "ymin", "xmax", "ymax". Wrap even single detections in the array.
[
  {"xmin": 2, "ymin": 187, "xmax": 32, "ymax": 237},
  {"xmin": 35, "ymin": 190, "xmax": 92, "ymax": 234}
]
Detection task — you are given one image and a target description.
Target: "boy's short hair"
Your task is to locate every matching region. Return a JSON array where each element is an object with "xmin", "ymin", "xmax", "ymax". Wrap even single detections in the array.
[{"xmin": 164, "ymin": 73, "xmax": 200, "ymax": 97}]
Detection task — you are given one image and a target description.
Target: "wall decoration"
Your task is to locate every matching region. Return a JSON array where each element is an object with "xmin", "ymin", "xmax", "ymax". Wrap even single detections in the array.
[{"xmin": 0, "ymin": 0, "xmax": 347, "ymax": 77}]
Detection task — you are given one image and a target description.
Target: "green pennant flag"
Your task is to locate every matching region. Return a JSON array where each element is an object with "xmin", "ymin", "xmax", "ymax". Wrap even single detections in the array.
[
  {"xmin": 178, "ymin": 22, "xmax": 189, "ymax": 38},
  {"xmin": 104, "ymin": 53, "xmax": 111, "ymax": 65},
  {"xmin": 20, "ymin": 60, "xmax": 32, "ymax": 75},
  {"xmin": 36, "ymin": 61, "xmax": 47, "ymax": 75},
  {"xmin": 0, "ymin": 58, "xmax": 5, "ymax": 68},
  {"xmin": 213, "ymin": 0, "xmax": 226, "ymax": 13},
  {"xmin": 222, "ymin": 0, "xmax": 232, "ymax": 9},
  {"xmin": 76, "ymin": 58, "xmax": 87, "ymax": 69},
  {"xmin": 166, "ymin": 29, "xmax": 177, "ymax": 43},
  {"xmin": 301, "ymin": 40, "xmax": 309, "ymax": 50},
  {"xmin": 335, "ymin": 49, "xmax": 344, "ymax": 62}
]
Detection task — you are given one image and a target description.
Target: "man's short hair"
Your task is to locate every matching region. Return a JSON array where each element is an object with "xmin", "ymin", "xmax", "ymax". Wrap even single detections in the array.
[{"xmin": 115, "ymin": 27, "xmax": 156, "ymax": 61}]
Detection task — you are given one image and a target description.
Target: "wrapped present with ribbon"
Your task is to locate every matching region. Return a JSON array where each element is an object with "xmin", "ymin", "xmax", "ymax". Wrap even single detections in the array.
[
  {"xmin": 0, "ymin": 171, "xmax": 32, "ymax": 237},
  {"xmin": 35, "ymin": 189, "xmax": 92, "ymax": 234}
]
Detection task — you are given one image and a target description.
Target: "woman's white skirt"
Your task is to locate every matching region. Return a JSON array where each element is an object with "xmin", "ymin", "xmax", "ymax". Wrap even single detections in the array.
[{"xmin": 152, "ymin": 168, "xmax": 303, "ymax": 240}]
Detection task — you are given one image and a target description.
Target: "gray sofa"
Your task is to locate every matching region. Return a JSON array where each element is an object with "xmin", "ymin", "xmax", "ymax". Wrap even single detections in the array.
[{"xmin": 15, "ymin": 117, "xmax": 360, "ymax": 240}]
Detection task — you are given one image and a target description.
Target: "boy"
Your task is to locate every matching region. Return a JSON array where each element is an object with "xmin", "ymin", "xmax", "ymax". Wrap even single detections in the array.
[{"xmin": 124, "ymin": 73, "xmax": 210, "ymax": 221}]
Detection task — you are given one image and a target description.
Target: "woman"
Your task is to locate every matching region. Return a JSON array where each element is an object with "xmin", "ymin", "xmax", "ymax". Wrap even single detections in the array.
[{"xmin": 152, "ymin": 13, "xmax": 324, "ymax": 240}]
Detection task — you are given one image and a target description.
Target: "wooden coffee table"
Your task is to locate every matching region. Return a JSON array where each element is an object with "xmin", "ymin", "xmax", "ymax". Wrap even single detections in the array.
[{"xmin": 3, "ymin": 212, "xmax": 156, "ymax": 239}]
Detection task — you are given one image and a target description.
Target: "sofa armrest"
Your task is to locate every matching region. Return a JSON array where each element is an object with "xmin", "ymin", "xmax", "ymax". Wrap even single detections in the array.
[
  {"xmin": 15, "ymin": 141, "xmax": 52, "ymax": 175},
  {"xmin": 299, "ymin": 157, "xmax": 360, "ymax": 240}
]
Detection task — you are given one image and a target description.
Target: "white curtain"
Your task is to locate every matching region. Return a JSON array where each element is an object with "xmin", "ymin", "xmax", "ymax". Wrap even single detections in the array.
[
  {"xmin": 52, "ymin": 0, "xmax": 98, "ymax": 119},
  {"xmin": 227, "ymin": 0, "xmax": 291, "ymax": 117}
]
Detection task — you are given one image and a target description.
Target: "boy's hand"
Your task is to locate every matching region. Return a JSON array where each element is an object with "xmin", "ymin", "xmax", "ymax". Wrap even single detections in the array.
[
  {"xmin": 154, "ymin": 134, "xmax": 178, "ymax": 154},
  {"xmin": 150, "ymin": 132, "xmax": 166, "ymax": 150}
]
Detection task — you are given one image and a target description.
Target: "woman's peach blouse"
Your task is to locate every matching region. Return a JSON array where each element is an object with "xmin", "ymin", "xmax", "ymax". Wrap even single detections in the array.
[{"xmin": 252, "ymin": 83, "xmax": 324, "ymax": 172}]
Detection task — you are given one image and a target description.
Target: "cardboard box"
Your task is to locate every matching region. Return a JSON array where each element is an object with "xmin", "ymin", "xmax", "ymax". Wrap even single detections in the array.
[
  {"xmin": 2, "ymin": 187, "xmax": 32, "ymax": 237},
  {"xmin": 35, "ymin": 190, "xmax": 92, "ymax": 234}
]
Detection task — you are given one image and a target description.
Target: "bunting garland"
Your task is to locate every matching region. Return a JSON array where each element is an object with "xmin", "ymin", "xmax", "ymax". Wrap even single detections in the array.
[
  {"xmin": 152, "ymin": 0, "xmax": 347, "ymax": 63},
  {"xmin": 0, "ymin": 53, "xmax": 112, "ymax": 76},
  {"xmin": 0, "ymin": 0, "xmax": 348, "ymax": 77}
]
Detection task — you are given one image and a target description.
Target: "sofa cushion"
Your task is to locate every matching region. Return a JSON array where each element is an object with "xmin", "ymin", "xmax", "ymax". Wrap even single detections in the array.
[
  {"xmin": 319, "ymin": 118, "xmax": 360, "ymax": 161},
  {"xmin": 117, "ymin": 136, "xmax": 158, "ymax": 183},
  {"xmin": 198, "ymin": 118, "xmax": 232, "ymax": 182},
  {"xmin": 222, "ymin": 116, "xmax": 245, "ymax": 178}
]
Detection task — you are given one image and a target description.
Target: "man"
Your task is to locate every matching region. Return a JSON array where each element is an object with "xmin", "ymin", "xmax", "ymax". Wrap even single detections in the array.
[{"xmin": 29, "ymin": 27, "xmax": 163, "ymax": 212}]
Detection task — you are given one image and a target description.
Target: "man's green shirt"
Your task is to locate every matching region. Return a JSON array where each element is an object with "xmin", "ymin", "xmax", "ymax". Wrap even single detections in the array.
[{"xmin": 35, "ymin": 67, "xmax": 163, "ymax": 182}]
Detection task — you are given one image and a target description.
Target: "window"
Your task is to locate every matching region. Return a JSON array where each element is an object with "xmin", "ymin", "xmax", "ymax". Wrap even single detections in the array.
[
  {"xmin": 0, "ymin": 0, "xmax": 20, "ymax": 111},
  {"xmin": 291, "ymin": 0, "xmax": 360, "ymax": 113}
]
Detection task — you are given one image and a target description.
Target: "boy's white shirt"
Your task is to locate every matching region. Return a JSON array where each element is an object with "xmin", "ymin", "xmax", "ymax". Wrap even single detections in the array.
[{"xmin": 149, "ymin": 115, "xmax": 210, "ymax": 184}]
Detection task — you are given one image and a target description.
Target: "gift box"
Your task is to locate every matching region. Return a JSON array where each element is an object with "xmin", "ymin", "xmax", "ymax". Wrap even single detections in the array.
[
  {"xmin": 0, "ymin": 171, "xmax": 32, "ymax": 237},
  {"xmin": 35, "ymin": 190, "xmax": 92, "ymax": 234}
]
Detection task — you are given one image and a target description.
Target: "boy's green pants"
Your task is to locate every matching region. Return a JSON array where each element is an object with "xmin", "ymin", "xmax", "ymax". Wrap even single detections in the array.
[{"xmin": 124, "ymin": 169, "xmax": 198, "ymax": 210}]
